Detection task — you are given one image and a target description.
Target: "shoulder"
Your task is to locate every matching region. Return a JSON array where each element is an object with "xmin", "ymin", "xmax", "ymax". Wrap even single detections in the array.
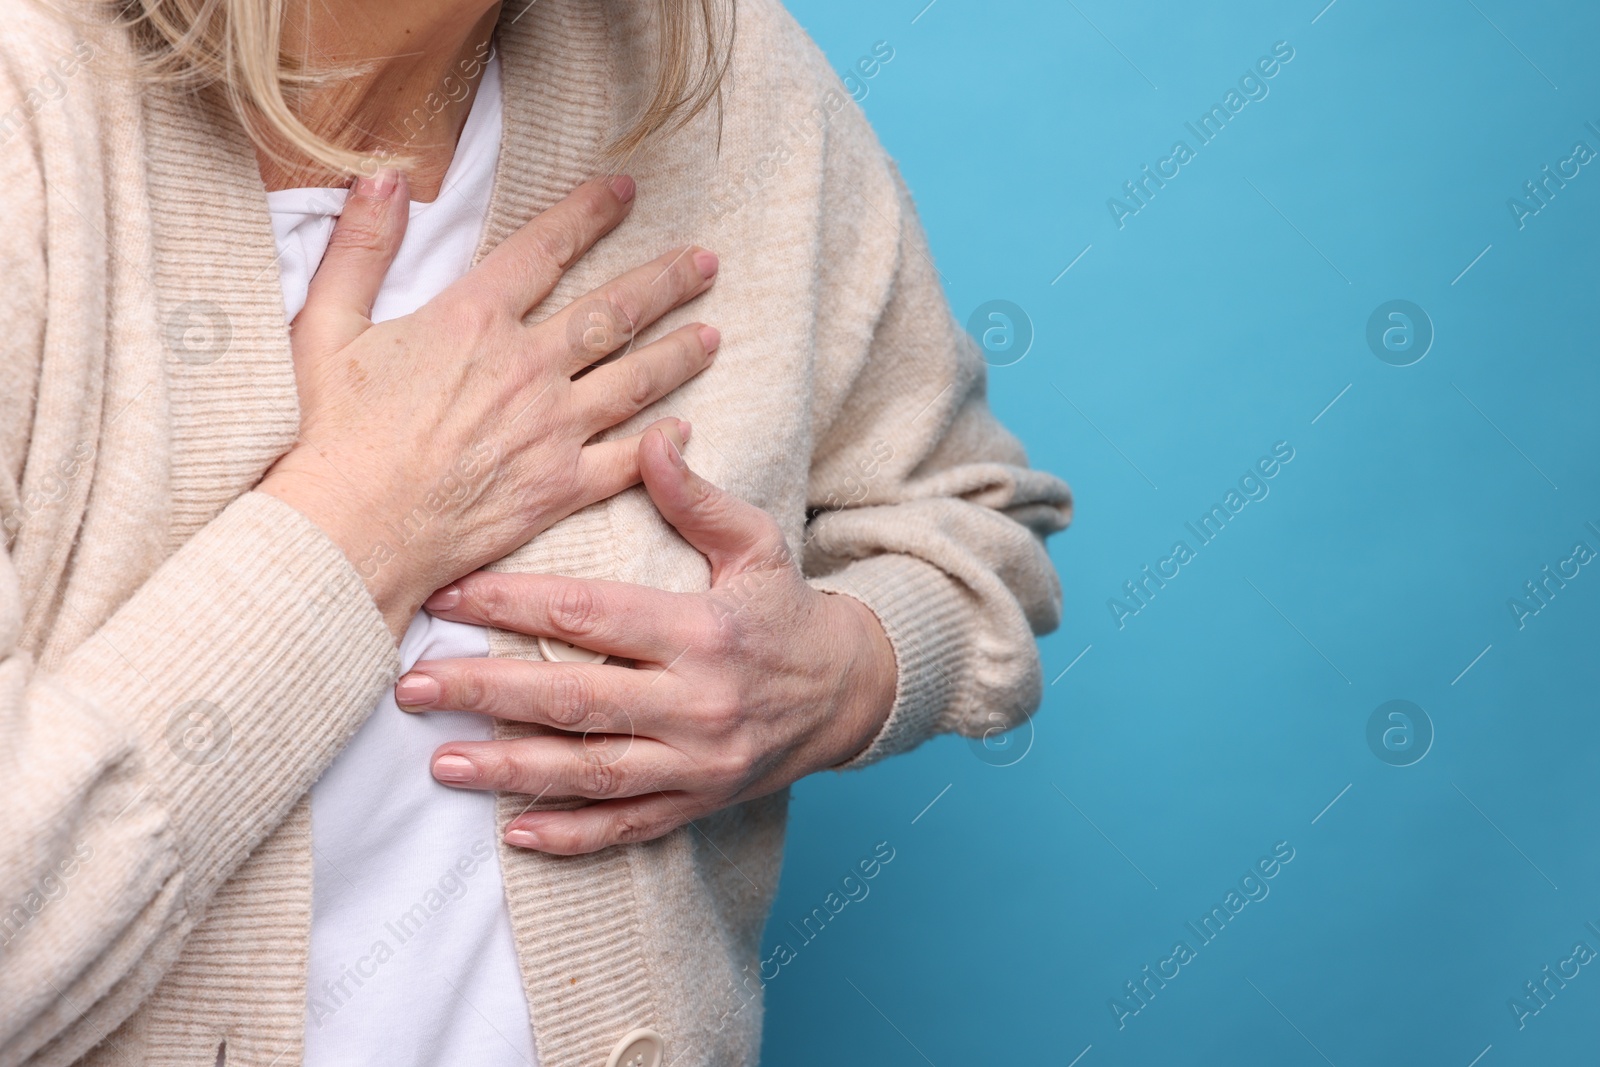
[
  {"xmin": 0, "ymin": 0, "xmax": 105, "ymax": 106},
  {"xmin": 720, "ymin": 0, "xmax": 894, "ymax": 178},
  {"xmin": 723, "ymin": 0, "xmax": 843, "ymax": 92},
  {"xmin": 0, "ymin": 1, "xmax": 127, "ymax": 173},
  {"xmin": 707, "ymin": 0, "xmax": 905, "ymax": 257}
]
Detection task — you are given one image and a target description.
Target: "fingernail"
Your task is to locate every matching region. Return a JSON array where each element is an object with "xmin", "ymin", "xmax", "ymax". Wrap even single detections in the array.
[
  {"xmin": 609, "ymin": 174, "xmax": 636, "ymax": 203},
  {"xmin": 356, "ymin": 167, "xmax": 398, "ymax": 200},
  {"xmin": 432, "ymin": 755, "xmax": 477, "ymax": 783},
  {"xmin": 425, "ymin": 585, "xmax": 461, "ymax": 611},
  {"xmin": 664, "ymin": 432, "xmax": 686, "ymax": 469},
  {"xmin": 697, "ymin": 325, "xmax": 720, "ymax": 353},
  {"xmin": 693, "ymin": 249, "xmax": 719, "ymax": 280},
  {"xmin": 505, "ymin": 828, "xmax": 540, "ymax": 849},
  {"xmin": 394, "ymin": 672, "xmax": 439, "ymax": 708}
]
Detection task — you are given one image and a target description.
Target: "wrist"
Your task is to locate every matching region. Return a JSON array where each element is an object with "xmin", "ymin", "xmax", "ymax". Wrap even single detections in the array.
[
  {"xmin": 824, "ymin": 590, "xmax": 898, "ymax": 768},
  {"xmin": 258, "ymin": 470, "xmax": 426, "ymax": 638}
]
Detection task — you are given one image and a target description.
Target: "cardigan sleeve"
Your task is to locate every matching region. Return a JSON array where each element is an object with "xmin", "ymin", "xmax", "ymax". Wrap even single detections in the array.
[
  {"xmin": 802, "ymin": 161, "xmax": 1073, "ymax": 769},
  {"xmin": 0, "ymin": 494, "xmax": 400, "ymax": 1067}
]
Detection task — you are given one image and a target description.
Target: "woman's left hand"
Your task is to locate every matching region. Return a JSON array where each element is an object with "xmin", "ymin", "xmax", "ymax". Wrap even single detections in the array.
[{"xmin": 394, "ymin": 426, "xmax": 898, "ymax": 855}]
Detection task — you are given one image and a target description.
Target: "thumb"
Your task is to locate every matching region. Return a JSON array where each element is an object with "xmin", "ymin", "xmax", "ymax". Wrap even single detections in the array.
[
  {"xmin": 295, "ymin": 167, "xmax": 409, "ymax": 354},
  {"xmin": 639, "ymin": 426, "xmax": 789, "ymax": 582}
]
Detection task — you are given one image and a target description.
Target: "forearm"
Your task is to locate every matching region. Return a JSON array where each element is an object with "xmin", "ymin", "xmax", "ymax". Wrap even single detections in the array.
[{"xmin": 0, "ymin": 492, "xmax": 397, "ymax": 1064}]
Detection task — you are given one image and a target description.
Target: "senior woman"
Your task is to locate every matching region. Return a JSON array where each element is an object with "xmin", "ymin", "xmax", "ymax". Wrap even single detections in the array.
[{"xmin": 0, "ymin": 0, "xmax": 1070, "ymax": 1064}]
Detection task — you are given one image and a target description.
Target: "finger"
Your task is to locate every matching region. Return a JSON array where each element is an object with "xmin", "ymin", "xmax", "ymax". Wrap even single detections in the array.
[
  {"xmin": 450, "ymin": 175, "xmax": 636, "ymax": 315},
  {"xmin": 430, "ymin": 735, "xmax": 687, "ymax": 801},
  {"xmin": 571, "ymin": 323, "xmax": 719, "ymax": 433},
  {"xmin": 395, "ymin": 657, "xmax": 667, "ymax": 733},
  {"xmin": 572, "ymin": 417, "xmax": 687, "ymax": 510},
  {"xmin": 503, "ymin": 794, "xmax": 692, "ymax": 854},
  {"xmin": 542, "ymin": 245, "xmax": 719, "ymax": 373},
  {"xmin": 296, "ymin": 168, "xmax": 409, "ymax": 351},
  {"xmin": 639, "ymin": 427, "xmax": 790, "ymax": 581},
  {"xmin": 423, "ymin": 568, "xmax": 705, "ymax": 661}
]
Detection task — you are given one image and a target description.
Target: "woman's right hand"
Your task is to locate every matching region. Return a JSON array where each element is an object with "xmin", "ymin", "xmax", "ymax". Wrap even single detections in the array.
[{"xmin": 259, "ymin": 171, "xmax": 719, "ymax": 636}]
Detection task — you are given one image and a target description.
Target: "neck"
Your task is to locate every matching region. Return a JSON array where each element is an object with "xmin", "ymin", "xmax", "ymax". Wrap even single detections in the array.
[{"xmin": 257, "ymin": 1, "xmax": 502, "ymax": 200}]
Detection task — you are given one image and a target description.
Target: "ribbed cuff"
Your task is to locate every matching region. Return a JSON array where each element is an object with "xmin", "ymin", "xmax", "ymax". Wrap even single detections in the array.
[
  {"xmin": 808, "ymin": 552, "xmax": 971, "ymax": 769},
  {"xmin": 63, "ymin": 491, "xmax": 400, "ymax": 905}
]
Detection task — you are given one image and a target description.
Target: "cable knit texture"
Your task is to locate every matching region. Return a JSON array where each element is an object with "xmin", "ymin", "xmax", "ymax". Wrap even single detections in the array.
[{"xmin": 0, "ymin": 0, "xmax": 1072, "ymax": 1064}]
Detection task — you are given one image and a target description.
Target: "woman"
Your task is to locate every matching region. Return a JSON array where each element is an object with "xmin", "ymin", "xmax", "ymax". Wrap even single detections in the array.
[{"xmin": 0, "ymin": 0, "xmax": 1071, "ymax": 1064}]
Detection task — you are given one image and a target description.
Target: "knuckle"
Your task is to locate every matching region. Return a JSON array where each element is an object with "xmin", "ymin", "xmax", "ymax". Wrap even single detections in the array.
[
  {"xmin": 707, "ymin": 683, "xmax": 744, "ymax": 730},
  {"xmin": 660, "ymin": 330, "xmax": 704, "ymax": 380},
  {"xmin": 602, "ymin": 289, "xmax": 641, "ymax": 336},
  {"xmin": 621, "ymin": 358, "xmax": 657, "ymax": 408},
  {"xmin": 476, "ymin": 749, "xmax": 516, "ymax": 790},
  {"xmin": 530, "ymin": 220, "xmax": 582, "ymax": 270},
  {"xmin": 544, "ymin": 669, "xmax": 594, "ymax": 727},
  {"xmin": 328, "ymin": 214, "xmax": 390, "ymax": 256},
  {"xmin": 576, "ymin": 749, "xmax": 621, "ymax": 797},
  {"xmin": 715, "ymin": 742, "xmax": 756, "ymax": 790},
  {"xmin": 608, "ymin": 811, "xmax": 658, "ymax": 846},
  {"xmin": 549, "ymin": 582, "xmax": 604, "ymax": 638},
  {"xmin": 568, "ymin": 298, "xmax": 622, "ymax": 357},
  {"xmin": 452, "ymin": 671, "xmax": 488, "ymax": 712},
  {"xmin": 430, "ymin": 294, "xmax": 500, "ymax": 343},
  {"xmin": 701, "ymin": 610, "xmax": 742, "ymax": 659},
  {"xmin": 465, "ymin": 577, "xmax": 514, "ymax": 627}
]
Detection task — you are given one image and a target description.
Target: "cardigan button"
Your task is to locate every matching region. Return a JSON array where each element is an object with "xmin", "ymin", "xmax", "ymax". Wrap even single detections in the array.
[
  {"xmin": 538, "ymin": 635, "xmax": 609, "ymax": 664},
  {"xmin": 605, "ymin": 1028, "xmax": 664, "ymax": 1067}
]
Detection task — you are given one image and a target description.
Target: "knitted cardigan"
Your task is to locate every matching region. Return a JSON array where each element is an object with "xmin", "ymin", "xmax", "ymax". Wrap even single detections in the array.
[{"xmin": 0, "ymin": 0, "xmax": 1072, "ymax": 1063}]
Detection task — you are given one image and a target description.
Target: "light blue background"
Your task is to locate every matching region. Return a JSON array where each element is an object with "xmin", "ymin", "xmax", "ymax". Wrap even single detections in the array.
[{"xmin": 766, "ymin": 2, "xmax": 1600, "ymax": 1064}]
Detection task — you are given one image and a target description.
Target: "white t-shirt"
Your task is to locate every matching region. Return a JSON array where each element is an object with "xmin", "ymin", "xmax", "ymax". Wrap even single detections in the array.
[{"xmin": 266, "ymin": 54, "xmax": 539, "ymax": 1067}]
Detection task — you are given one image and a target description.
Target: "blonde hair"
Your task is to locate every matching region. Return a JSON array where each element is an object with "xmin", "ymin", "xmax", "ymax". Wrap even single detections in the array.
[{"xmin": 111, "ymin": 0, "xmax": 732, "ymax": 175}]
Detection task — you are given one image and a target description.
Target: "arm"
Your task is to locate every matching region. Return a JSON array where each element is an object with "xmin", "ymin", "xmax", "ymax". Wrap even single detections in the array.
[
  {"xmin": 0, "ymin": 494, "xmax": 398, "ymax": 1067},
  {"xmin": 803, "ymin": 165, "xmax": 1072, "ymax": 768}
]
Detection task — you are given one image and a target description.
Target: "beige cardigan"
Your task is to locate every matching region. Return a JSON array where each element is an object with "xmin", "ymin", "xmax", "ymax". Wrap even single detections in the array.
[{"xmin": 0, "ymin": 0, "xmax": 1071, "ymax": 1063}]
